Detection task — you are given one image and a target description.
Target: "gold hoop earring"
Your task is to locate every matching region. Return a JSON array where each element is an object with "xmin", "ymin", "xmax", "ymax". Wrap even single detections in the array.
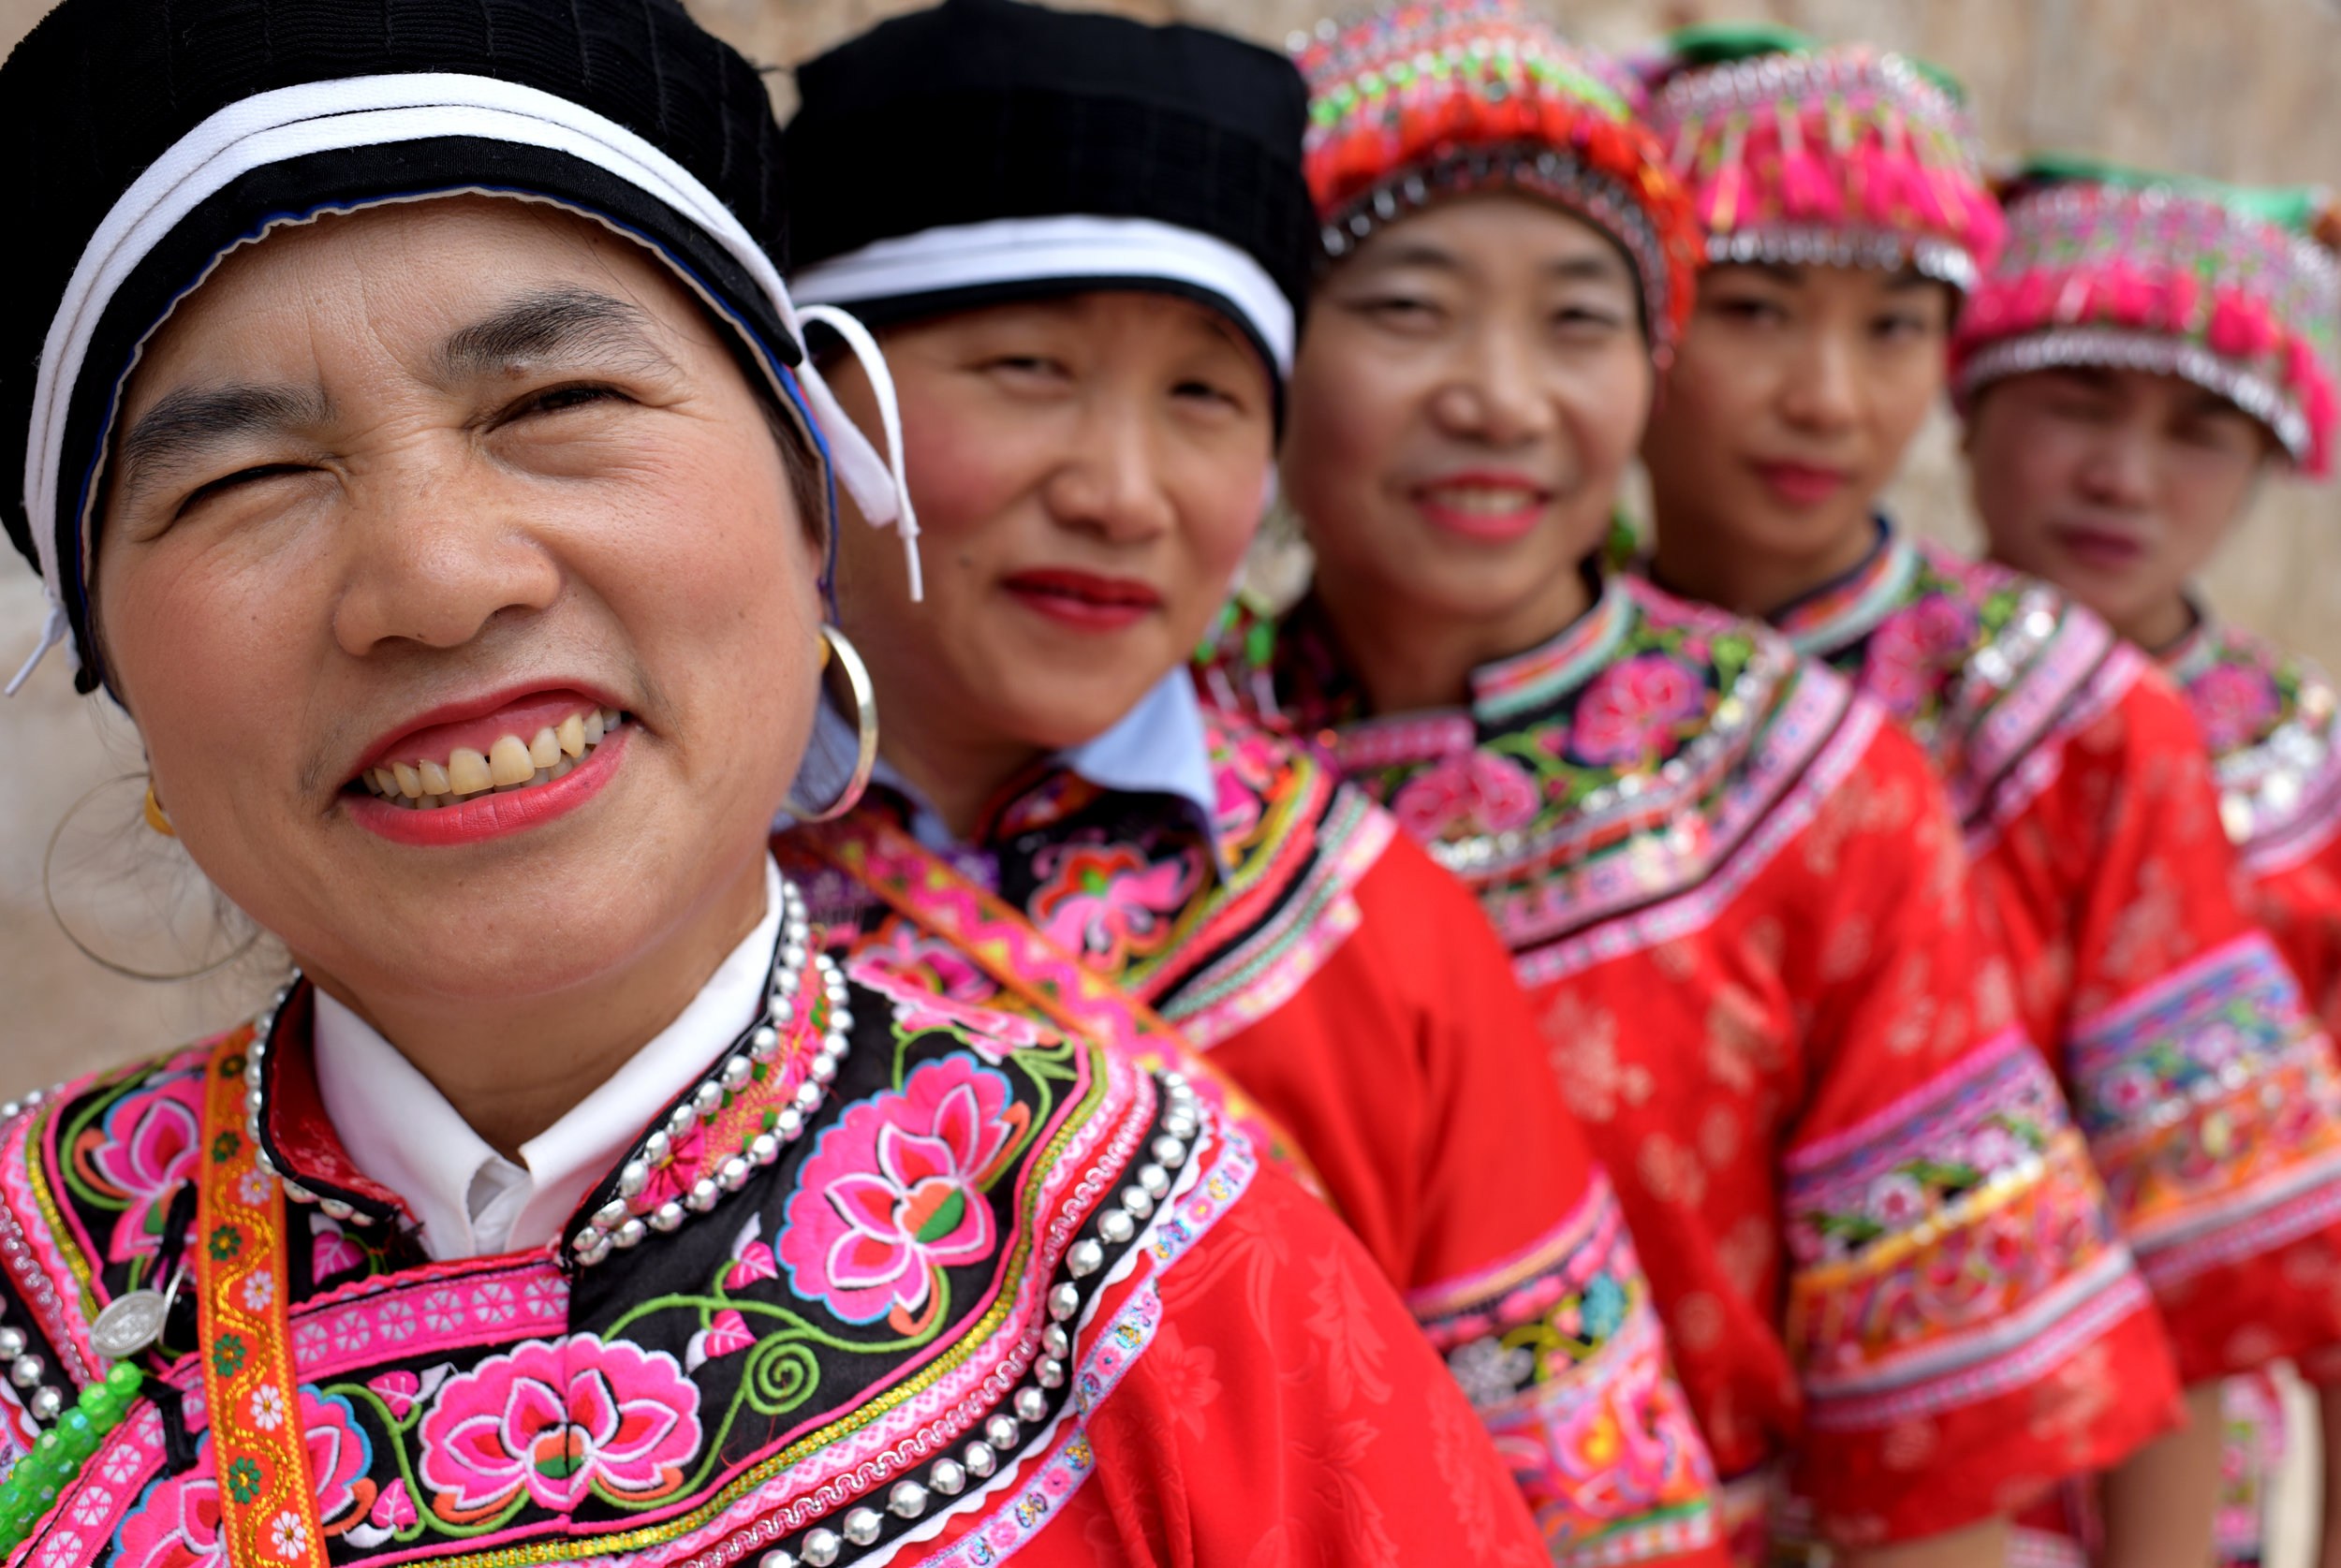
[
  {"xmin": 143, "ymin": 782, "xmax": 175, "ymax": 837},
  {"xmin": 788, "ymin": 625, "xmax": 878, "ymax": 824},
  {"xmin": 45, "ymin": 774, "xmax": 262, "ymax": 982}
]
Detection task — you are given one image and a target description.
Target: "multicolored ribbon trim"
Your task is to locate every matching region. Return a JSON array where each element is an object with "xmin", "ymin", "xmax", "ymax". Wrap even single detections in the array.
[{"xmin": 198, "ymin": 1028, "xmax": 331, "ymax": 1568}]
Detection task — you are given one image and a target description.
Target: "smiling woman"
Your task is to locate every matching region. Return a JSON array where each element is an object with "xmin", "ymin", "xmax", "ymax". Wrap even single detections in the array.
[
  {"xmin": 1199, "ymin": 4, "xmax": 2187, "ymax": 1563},
  {"xmin": 0, "ymin": 1, "xmax": 1550, "ymax": 1564}
]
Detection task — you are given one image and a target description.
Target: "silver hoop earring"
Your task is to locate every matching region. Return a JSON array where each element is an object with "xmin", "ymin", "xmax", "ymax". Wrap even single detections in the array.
[{"xmin": 788, "ymin": 624, "xmax": 878, "ymax": 823}]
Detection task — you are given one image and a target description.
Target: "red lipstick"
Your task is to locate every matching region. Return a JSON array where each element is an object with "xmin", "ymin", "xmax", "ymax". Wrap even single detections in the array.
[
  {"xmin": 346, "ymin": 727, "xmax": 629, "ymax": 846},
  {"xmin": 1750, "ymin": 461, "xmax": 1852, "ymax": 507},
  {"xmin": 1410, "ymin": 472, "xmax": 1549, "ymax": 543},
  {"xmin": 1001, "ymin": 568, "xmax": 1165, "ymax": 632}
]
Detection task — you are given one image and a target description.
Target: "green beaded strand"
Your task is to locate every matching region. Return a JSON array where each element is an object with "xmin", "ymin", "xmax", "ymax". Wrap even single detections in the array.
[{"xmin": 0, "ymin": 1364, "xmax": 145, "ymax": 1556}]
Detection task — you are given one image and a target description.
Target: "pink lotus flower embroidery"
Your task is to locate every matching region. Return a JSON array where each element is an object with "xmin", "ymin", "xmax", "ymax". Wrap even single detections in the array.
[
  {"xmin": 780, "ymin": 1057, "xmax": 1024, "ymax": 1330},
  {"xmin": 87, "ymin": 1073, "xmax": 204, "ymax": 1258},
  {"xmin": 1390, "ymin": 750, "xmax": 1540, "ymax": 842},
  {"xmin": 2185, "ymin": 662, "xmax": 2281, "ymax": 755},
  {"xmin": 1569, "ymin": 652, "xmax": 1707, "ymax": 766},
  {"xmin": 1861, "ymin": 595, "xmax": 1976, "ymax": 720},
  {"xmin": 115, "ymin": 1390, "xmax": 373, "ymax": 1568},
  {"xmin": 1029, "ymin": 842, "xmax": 1203, "ymax": 971},
  {"xmin": 418, "ymin": 1336, "xmax": 700, "ymax": 1518}
]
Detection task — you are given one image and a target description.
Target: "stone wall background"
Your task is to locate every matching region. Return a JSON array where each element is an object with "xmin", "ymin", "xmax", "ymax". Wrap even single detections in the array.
[{"xmin": 3, "ymin": 0, "xmax": 2337, "ymax": 1095}]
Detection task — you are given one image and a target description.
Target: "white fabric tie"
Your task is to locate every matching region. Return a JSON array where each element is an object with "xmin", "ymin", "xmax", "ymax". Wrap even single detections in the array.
[{"xmin": 13, "ymin": 71, "xmax": 925, "ymax": 692}]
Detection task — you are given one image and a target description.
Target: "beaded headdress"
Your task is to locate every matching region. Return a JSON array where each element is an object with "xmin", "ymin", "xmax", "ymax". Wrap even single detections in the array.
[
  {"xmin": 1953, "ymin": 156, "xmax": 2341, "ymax": 476},
  {"xmin": 1291, "ymin": 0, "xmax": 1701, "ymax": 361},
  {"xmin": 1640, "ymin": 22, "xmax": 2003, "ymax": 292}
]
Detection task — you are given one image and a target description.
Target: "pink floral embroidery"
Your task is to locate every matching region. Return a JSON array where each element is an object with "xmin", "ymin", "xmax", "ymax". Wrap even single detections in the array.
[
  {"xmin": 310, "ymin": 1214, "xmax": 363, "ymax": 1281},
  {"xmin": 1862, "ymin": 594, "xmax": 1977, "ymax": 720},
  {"xmin": 369, "ymin": 1371, "xmax": 421, "ymax": 1420},
  {"xmin": 722, "ymin": 1213, "xmax": 780, "ymax": 1292},
  {"xmin": 115, "ymin": 1390, "xmax": 372, "ymax": 1568},
  {"xmin": 1211, "ymin": 725, "xmax": 1285, "ymax": 845},
  {"xmin": 417, "ymin": 1336, "xmax": 700, "ymax": 1518},
  {"xmin": 1028, "ymin": 843, "xmax": 1202, "ymax": 970},
  {"xmin": 1569, "ymin": 652, "xmax": 1708, "ymax": 766},
  {"xmin": 369, "ymin": 1477, "xmax": 417, "ymax": 1532},
  {"xmin": 780, "ymin": 1057, "xmax": 1023, "ymax": 1329},
  {"xmin": 87, "ymin": 1073, "xmax": 204, "ymax": 1258},
  {"xmin": 1390, "ymin": 749, "xmax": 1539, "ymax": 841},
  {"xmin": 2185, "ymin": 662, "xmax": 2281, "ymax": 755},
  {"xmin": 638, "ymin": 1123, "xmax": 709, "ymax": 1215},
  {"xmin": 858, "ymin": 921, "xmax": 998, "ymax": 1004},
  {"xmin": 846, "ymin": 956, "xmax": 1055, "ymax": 1060},
  {"xmin": 685, "ymin": 1311, "xmax": 755, "ymax": 1372}
]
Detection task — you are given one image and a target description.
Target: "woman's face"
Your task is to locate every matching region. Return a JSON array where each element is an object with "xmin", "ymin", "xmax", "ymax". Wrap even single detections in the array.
[
  {"xmin": 1286, "ymin": 193, "xmax": 1652, "ymax": 631},
  {"xmin": 1642, "ymin": 262, "xmax": 1951, "ymax": 608},
  {"xmin": 826, "ymin": 291, "xmax": 1274, "ymax": 758},
  {"xmin": 1967, "ymin": 366, "xmax": 2270, "ymax": 644},
  {"xmin": 95, "ymin": 197, "xmax": 825, "ymax": 1011}
]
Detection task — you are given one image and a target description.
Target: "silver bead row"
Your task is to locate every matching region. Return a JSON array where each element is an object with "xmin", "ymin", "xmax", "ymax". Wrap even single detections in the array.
[
  {"xmin": 240, "ymin": 977, "xmax": 383, "ymax": 1227},
  {"xmin": 0, "ymin": 1315, "xmax": 65, "ymax": 1428},
  {"xmin": 757, "ymin": 1072, "xmax": 1204, "ymax": 1568},
  {"xmin": 573, "ymin": 885, "xmax": 841, "ymax": 1268}
]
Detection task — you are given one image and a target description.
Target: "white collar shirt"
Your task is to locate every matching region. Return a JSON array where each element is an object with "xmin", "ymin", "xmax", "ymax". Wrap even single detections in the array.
[{"xmin": 312, "ymin": 857, "xmax": 783, "ymax": 1261}]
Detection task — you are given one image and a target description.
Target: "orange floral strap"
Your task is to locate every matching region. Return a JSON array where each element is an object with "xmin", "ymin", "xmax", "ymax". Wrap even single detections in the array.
[
  {"xmin": 801, "ymin": 812, "xmax": 1332, "ymax": 1203},
  {"xmin": 198, "ymin": 1026, "xmax": 330, "ymax": 1568}
]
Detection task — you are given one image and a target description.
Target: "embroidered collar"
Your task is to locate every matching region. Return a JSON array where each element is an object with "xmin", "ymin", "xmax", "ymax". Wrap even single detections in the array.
[
  {"xmin": 2157, "ymin": 603, "xmax": 2220, "ymax": 685},
  {"xmin": 1466, "ymin": 571, "xmax": 1637, "ymax": 722},
  {"xmin": 313, "ymin": 858, "xmax": 789, "ymax": 1261},
  {"xmin": 846, "ymin": 672, "xmax": 1234, "ymax": 876},
  {"xmin": 247, "ymin": 873, "xmax": 852, "ymax": 1270},
  {"xmin": 1768, "ymin": 518, "xmax": 1921, "ymax": 660}
]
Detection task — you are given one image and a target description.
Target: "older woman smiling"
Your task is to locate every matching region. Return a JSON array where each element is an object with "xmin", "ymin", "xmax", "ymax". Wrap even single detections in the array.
[{"xmin": 0, "ymin": 2, "xmax": 1547, "ymax": 1564}]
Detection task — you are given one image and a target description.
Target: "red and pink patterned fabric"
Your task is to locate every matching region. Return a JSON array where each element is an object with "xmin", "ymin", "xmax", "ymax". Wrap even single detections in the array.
[
  {"xmin": 778, "ymin": 717, "xmax": 1726, "ymax": 1566},
  {"xmin": 1200, "ymin": 570, "xmax": 2180, "ymax": 1551},
  {"xmin": 0, "ymin": 969, "xmax": 1552, "ymax": 1568},
  {"xmin": 1775, "ymin": 529, "xmax": 2341, "ymax": 1386}
]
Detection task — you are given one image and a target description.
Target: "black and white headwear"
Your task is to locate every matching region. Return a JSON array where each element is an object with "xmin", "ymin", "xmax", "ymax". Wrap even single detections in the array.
[
  {"xmin": 1, "ymin": 0, "xmax": 919, "ymax": 698},
  {"xmin": 784, "ymin": 0, "xmax": 1315, "ymax": 391}
]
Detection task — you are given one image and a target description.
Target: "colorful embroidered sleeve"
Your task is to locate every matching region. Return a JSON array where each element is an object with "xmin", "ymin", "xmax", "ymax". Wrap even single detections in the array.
[
  {"xmin": 1186, "ymin": 828, "xmax": 1723, "ymax": 1565},
  {"xmin": 1975, "ymin": 670, "xmax": 2341, "ymax": 1385},
  {"xmin": 1765, "ymin": 716, "xmax": 2178, "ymax": 1542},
  {"xmin": 1014, "ymin": 1151, "xmax": 1553, "ymax": 1568}
]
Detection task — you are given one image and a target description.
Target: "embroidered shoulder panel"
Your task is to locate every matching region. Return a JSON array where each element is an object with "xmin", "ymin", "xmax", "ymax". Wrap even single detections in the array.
[
  {"xmin": 795, "ymin": 718, "xmax": 1394, "ymax": 1052},
  {"xmin": 1208, "ymin": 578, "xmax": 1866, "ymax": 960},
  {"xmin": 1780, "ymin": 537, "xmax": 2135, "ymax": 834},
  {"xmin": 0, "ymin": 985, "xmax": 1250, "ymax": 1568},
  {"xmin": 2166, "ymin": 623, "xmax": 2341, "ymax": 873}
]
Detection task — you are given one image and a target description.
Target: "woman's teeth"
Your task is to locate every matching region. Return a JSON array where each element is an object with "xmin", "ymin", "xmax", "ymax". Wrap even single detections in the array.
[
  {"xmin": 356, "ymin": 709, "xmax": 623, "ymax": 810},
  {"xmin": 1426, "ymin": 486, "xmax": 1539, "ymax": 514}
]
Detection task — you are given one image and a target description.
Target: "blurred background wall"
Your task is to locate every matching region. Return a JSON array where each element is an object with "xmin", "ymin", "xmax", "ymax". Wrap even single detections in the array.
[{"xmin": 4, "ymin": 0, "xmax": 2337, "ymax": 1097}]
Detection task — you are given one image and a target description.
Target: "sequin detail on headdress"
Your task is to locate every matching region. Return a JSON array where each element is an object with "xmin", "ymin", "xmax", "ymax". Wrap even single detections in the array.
[
  {"xmin": 1640, "ymin": 25, "xmax": 2003, "ymax": 291},
  {"xmin": 1954, "ymin": 164, "xmax": 2341, "ymax": 476},
  {"xmin": 1292, "ymin": 0, "xmax": 1701, "ymax": 359}
]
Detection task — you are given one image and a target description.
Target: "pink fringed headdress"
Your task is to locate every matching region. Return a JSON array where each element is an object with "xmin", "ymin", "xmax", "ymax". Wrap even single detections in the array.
[
  {"xmin": 1640, "ymin": 24, "xmax": 2003, "ymax": 293},
  {"xmin": 1293, "ymin": 0, "xmax": 1702, "ymax": 364},
  {"xmin": 1953, "ymin": 159, "xmax": 2341, "ymax": 477}
]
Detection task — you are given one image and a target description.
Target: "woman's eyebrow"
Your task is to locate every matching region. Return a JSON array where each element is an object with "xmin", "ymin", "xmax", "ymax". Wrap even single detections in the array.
[
  {"xmin": 437, "ymin": 286, "xmax": 675, "ymax": 381},
  {"xmin": 114, "ymin": 383, "xmax": 330, "ymax": 503}
]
